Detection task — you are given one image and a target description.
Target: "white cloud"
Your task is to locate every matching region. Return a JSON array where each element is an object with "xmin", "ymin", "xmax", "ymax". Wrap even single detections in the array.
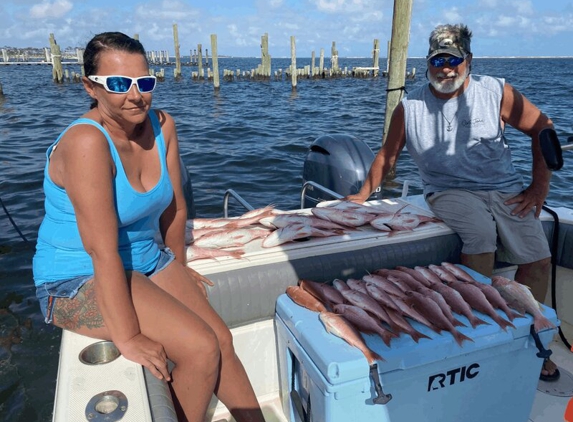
[{"xmin": 29, "ymin": 0, "xmax": 73, "ymax": 19}]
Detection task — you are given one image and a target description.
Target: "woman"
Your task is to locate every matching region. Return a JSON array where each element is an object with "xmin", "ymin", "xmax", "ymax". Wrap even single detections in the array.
[{"xmin": 33, "ymin": 32, "xmax": 265, "ymax": 422}]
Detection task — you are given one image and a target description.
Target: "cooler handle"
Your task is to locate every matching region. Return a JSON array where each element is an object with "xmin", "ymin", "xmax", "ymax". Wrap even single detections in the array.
[{"xmin": 291, "ymin": 352, "xmax": 311, "ymax": 422}]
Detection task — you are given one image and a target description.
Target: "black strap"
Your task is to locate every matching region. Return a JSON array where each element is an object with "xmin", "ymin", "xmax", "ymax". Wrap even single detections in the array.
[{"xmin": 386, "ymin": 85, "xmax": 407, "ymax": 94}]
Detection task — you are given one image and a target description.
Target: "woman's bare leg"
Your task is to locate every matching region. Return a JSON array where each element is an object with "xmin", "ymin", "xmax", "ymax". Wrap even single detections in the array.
[
  {"xmin": 152, "ymin": 262, "xmax": 266, "ymax": 422},
  {"xmin": 51, "ymin": 273, "xmax": 221, "ymax": 422}
]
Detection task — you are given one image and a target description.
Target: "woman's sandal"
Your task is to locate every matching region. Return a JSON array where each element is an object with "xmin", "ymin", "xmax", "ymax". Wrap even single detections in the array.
[{"xmin": 540, "ymin": 357, "xmax": 561, "ymax": 382}]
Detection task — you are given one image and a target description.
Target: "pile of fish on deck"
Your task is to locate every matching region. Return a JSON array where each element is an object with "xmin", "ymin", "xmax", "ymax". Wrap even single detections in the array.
[
  {"xmin": 286, "ymin": 263, "xmax": 556, "ymax": 365},
  {"xmin": 185, "ymin": 200, "xmax": 441, "ymax": 262}
]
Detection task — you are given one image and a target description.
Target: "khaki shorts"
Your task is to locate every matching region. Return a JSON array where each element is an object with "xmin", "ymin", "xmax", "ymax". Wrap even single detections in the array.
[{"xmin": 426, "ymin": 190, "xmax": 551, "ymax": 264}]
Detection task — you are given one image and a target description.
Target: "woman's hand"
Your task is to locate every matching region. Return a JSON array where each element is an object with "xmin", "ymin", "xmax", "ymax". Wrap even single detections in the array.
[
  {"xmin": 116, "ymin": 333, "xmax": 171, "ymax": 381},
  {"xmin": 185, "ymin": 266, "xmax": 214, "ymax": 298}
]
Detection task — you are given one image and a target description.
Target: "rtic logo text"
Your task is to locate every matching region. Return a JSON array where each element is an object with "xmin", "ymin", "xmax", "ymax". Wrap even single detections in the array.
[{"xmin": 427, "ymin": 363, "xmax": 480, "ymax": 391}]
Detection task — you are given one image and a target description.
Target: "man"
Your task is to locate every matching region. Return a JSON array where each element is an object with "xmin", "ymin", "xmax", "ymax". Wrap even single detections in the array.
[{"xmin": 347, "ymin": 23, "xmax": 558, "ymax": 381}]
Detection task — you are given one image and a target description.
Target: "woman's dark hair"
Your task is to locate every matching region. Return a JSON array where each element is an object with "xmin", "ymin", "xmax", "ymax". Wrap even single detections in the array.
[{"xmin": 84, "ymin": 32, "xmax": 148, "ymax": 108}]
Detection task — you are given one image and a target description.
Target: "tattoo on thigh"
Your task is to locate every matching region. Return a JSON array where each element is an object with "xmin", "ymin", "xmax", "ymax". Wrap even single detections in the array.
[{"xmin": 53, "ymin": 283, "xmax": 105, "ymax": 331}]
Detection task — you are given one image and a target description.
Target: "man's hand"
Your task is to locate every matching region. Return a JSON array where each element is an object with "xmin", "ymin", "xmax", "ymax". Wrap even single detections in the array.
[
  {"xmin": 344, "ymin": 193, "xmax": 368, "ymax": 204},
  {"xmin": 504, "ymin": 182, "xmax": 549, "ymax": 219}
]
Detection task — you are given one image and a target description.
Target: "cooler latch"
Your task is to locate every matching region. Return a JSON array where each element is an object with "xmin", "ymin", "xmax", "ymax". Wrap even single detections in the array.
[
  {"xmin": 530, "ymin": 325, "xmax": 553, "ymax": 359},
  {"xmin": 370, "ymin": 363, "xmax": 393, "ymax": 404}
]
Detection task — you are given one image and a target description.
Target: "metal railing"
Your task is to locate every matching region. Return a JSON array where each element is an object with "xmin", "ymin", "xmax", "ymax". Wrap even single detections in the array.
[
  {"xmin": 223, "ymin": 189, "xmax": 254, "ymax": 218},
  {"xmin": 300, "ymin": 181, "xmax": 343, "ymax": 209}
]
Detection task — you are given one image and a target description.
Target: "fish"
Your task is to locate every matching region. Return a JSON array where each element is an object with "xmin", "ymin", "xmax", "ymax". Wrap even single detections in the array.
[
  {"xmin": 491, "ymin": 276, "xmax": 556, "ymax": 333},
  {"xmin": 332, "ymin": 278, "xmax": 352, "ymax": 292},
  {"xmin": 468, "ymin": 281, "xmax": 523, "ymax": 321},
  {"xmin": 193, "ymin": 227, "xmax": 271, "ymax": 249},
  {"xmin": 286, "ymin": 286, "xmax": 329, "ymax": 313},
  {"xmin": 190, "ymin": 205, "xmax": 275, "ymax": 229},
  {"xmin": 364, "ymin": 282, "xmax": 401, "ymax": 313},
  {"xmin": 186, "ymin": 245, "xmax": 245, "ymax": 262},
  {"xmin": 414, "ymin": 266, "xmax": 444, "ymax": 285},
  {"xmin": 416, "ymin": 286, "xmax": 466, "ymax": 328},
  {"xmin": 395, "ymin": 266, "xmax": 434, "ymax": 287},
  {"xmin": 430, "ymin": 282, "xmax": 490, "ymax": 329},
  {"xmin": 319, "ymin": 312, "xmax": 384, "ymax": 365},
  {"xmin": 338, "ymin": 289, "xmax": 398, "ymax": 332},
  {"xmin": 404, "ymin": 290, "xmax": 473, "ymax": 347},
  {"xmin": 363, "ymin": 274, "xmax": 407, "ymax": 299},
  {"xmin": 333, "ymin": 304, "xmax": 396, "ymax": 347},
  {"xmin": 369, "ymin": 214, "xmax": 395, "ymax": 232},
  {"xmin": 261, "ymin": 223, "xmax": 345, "ymax": 248},
  {"xmin": 446, "ymin": 280, "xmax": 515, "ymax": 331},
  {"xmin": 385, "ymin": 270, "xmax": 426, "ymax": 291},
  {"xmin": 428, "ymin": 264, "xmax": 459, "ymax": 284},
  {"xmin": 384, "ymin": 213, "xmax": 441, "ymax": 232},
  {"xmin": 316, "ymin": 199, "xmax": 407, "ymax": 215},
  {"xmin": 185, "ymin": 226, "xmax": 226, "ymax": 244},
  {"xmin": 299, "ymin": 279, "xmax": 344, "ymax": 306},
  {"xmin": 311, "ymin": 207, "xmax": 376, "ymax": 227},
  {"xmin": 259, "ymin": 213, "xmax": 347, "ymax": 230},
  {"xmin": 440, "ymin": 262, "xmax": 478, "ymax": 283},
  {"xmin": 388, "ymin": 295, "xmax": 439, "ymax": 332},
  {"xmin": 347, "ymin": 278, "xmax": 369, "ymax": 295},
  {"xmin": 385, "ymin": 307, "xmax": 432, "ymax": 343}
]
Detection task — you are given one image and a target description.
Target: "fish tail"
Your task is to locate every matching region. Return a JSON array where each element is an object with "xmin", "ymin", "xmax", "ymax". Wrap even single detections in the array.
[
  {"xmin": 469, "ymin": 315, "xmax": 490, "ymax": 329},
  {"xmin": 376, "ymin": 329, "xmax": 395, "ymax": 347},
  {"xmin": 366, "ymin": 350, "xmax": 385, "ymax": 364},
  {"xmin": 452, "ymin": 330, "xmax": 474, "ymax": 347},
  {"xmin": 494, "ymin": 315, "xmax": 516, "ymax": 331},
  {"xmin": 505, "ymin": 309, "xmax": 525, "ymax": 321},
  {"xmin": 409, "ymin": 329, "xmax": 431, "ymax": 343},
  {"xmin": 452, "ymin": 317, "xmax": 467, "ymax": 328},
  {"xmin": 533, "ymin": 315, "xmax": 556, "ymax": 333}
]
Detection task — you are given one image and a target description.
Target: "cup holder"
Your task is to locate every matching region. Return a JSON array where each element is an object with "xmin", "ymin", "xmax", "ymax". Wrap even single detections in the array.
[{"xmin": 79, "ymin": 341, "xmax": 121, "ymax": 365}]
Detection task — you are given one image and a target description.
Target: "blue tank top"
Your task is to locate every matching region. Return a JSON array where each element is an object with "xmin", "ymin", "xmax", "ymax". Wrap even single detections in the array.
[
  {"xmin": 33, "ymin": 111, "xmax": 174, "ymax": 285},
  {"xmin": 402, "ymin": 74, "xmax": 523, "ymax": 195}
]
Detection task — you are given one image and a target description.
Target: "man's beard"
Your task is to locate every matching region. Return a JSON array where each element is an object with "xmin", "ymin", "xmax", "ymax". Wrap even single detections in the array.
[{"xmin": 429, "ymin": 66, "xmax": 469, "ymax": 94}]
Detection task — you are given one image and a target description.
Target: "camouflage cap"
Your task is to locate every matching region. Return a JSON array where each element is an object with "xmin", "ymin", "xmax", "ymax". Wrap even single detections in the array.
[{"xmin": 427, "ymin": 24, "xmax": 472, "ymax": 59}]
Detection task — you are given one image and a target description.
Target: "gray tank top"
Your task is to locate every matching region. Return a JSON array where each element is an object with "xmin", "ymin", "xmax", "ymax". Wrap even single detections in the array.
[{"xmin": 402, "ymin": 74, "xmax": 523, "ymax": 195}]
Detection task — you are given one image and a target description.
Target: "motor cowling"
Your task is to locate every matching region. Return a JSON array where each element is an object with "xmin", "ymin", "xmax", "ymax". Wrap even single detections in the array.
[{"xmin": 302, "ymin": 134, "xmax": 382, "ymax": 208}]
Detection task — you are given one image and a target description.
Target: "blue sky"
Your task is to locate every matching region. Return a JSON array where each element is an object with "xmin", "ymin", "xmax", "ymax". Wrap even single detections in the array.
[{"xmin": 2, "ymin": 0, "xmax": 573, "ymax": 57}]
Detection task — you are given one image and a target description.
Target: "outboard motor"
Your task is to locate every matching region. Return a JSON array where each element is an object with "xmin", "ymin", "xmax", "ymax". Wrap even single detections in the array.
[
  {"xmin": 180, "ymin": 157, "xmax": 196, "ymax": 219},
  {"xmin": 302, "ymin": 134, "xmax": 382, "ymax": 208}
]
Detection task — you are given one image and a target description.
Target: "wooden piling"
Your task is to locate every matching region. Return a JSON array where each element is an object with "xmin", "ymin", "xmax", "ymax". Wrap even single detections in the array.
[
  {"xmin": 197, "ymin": 44, "xmax": 204, "ymax": 79},
  {"xmin": 372, "ymin": 39, "xmax": 380, "ymax": 77},
  {"xmin": 290, "ymin": 36, "xmax": 297, "ymax": 90},
  {"xmin": 331, "ymin": 42, "xmax": 339, "ymax": 75},
  {"xmin": 383, "ymin": 0, "xmax": 412, "ymax": 176},
  {"xmin": 319, "ymin": 48, "xmax": 325, "ymax": 77},
  {"xmin": 49, "ymin": 34, "xmax": 64, "ymax": 84},
  {"xmin": 210, "ymin": 34, "xmax": 219, "ymax": 90},
  {"xmin": 173, "ymin": 24, "xmax": 182, "ymax": 79},
  {"xmin": 261, "ymin": 33, "xmax": 271, "ymax": 78}
]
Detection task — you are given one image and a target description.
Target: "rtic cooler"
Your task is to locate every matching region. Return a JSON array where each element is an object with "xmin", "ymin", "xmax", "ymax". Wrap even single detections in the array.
[{"xmin": 275, "ymin": 269, "xmax": 559, "ymax": 422}]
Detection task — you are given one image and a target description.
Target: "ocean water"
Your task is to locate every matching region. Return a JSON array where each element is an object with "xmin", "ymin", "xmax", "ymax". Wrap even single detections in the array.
[{"xmin": 1, "ymin": 57, "xmax": 572, "ymax": 421}]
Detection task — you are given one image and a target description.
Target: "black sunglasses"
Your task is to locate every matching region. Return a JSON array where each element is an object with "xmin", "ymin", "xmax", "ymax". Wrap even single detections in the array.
[{"xmin": 428, "ymin": 56, "xmax": 466, "ymax": 68}]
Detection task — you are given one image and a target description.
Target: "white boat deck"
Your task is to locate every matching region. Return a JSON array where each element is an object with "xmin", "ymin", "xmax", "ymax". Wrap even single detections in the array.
[{"xmin": 52, "ymin": 198, "xmax": 573, "ymax": 422}]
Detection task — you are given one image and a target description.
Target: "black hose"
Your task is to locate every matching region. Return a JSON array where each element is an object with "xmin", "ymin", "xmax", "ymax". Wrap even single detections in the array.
[
  {"xmin": 0, "ymin": 196, "xmax": 29, "ymax": 243},
  {"xmin": 542, "ymin": 204, "xmax": 572, "ymax": 350}
]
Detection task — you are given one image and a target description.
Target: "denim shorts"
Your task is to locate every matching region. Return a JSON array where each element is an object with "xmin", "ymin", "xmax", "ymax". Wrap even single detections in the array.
[{"xmin": 36, "ymin": 248, "xmax": 176, "ymax": 324}]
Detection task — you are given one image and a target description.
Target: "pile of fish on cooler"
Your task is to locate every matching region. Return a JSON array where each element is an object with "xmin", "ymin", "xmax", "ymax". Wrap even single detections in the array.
[
  {"xmin": 286, "ymin": 263, "xmax": 556, "ymax": 364},
  {"xmin": 185, "ymin": 200, "xmax": 441, "ymax": 262}
]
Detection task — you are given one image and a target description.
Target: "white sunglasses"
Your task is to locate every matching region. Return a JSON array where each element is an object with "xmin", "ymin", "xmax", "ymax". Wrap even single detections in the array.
[{"xmin": 88, "ymin": 75, "xmax": 157, "ymax": 94}]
